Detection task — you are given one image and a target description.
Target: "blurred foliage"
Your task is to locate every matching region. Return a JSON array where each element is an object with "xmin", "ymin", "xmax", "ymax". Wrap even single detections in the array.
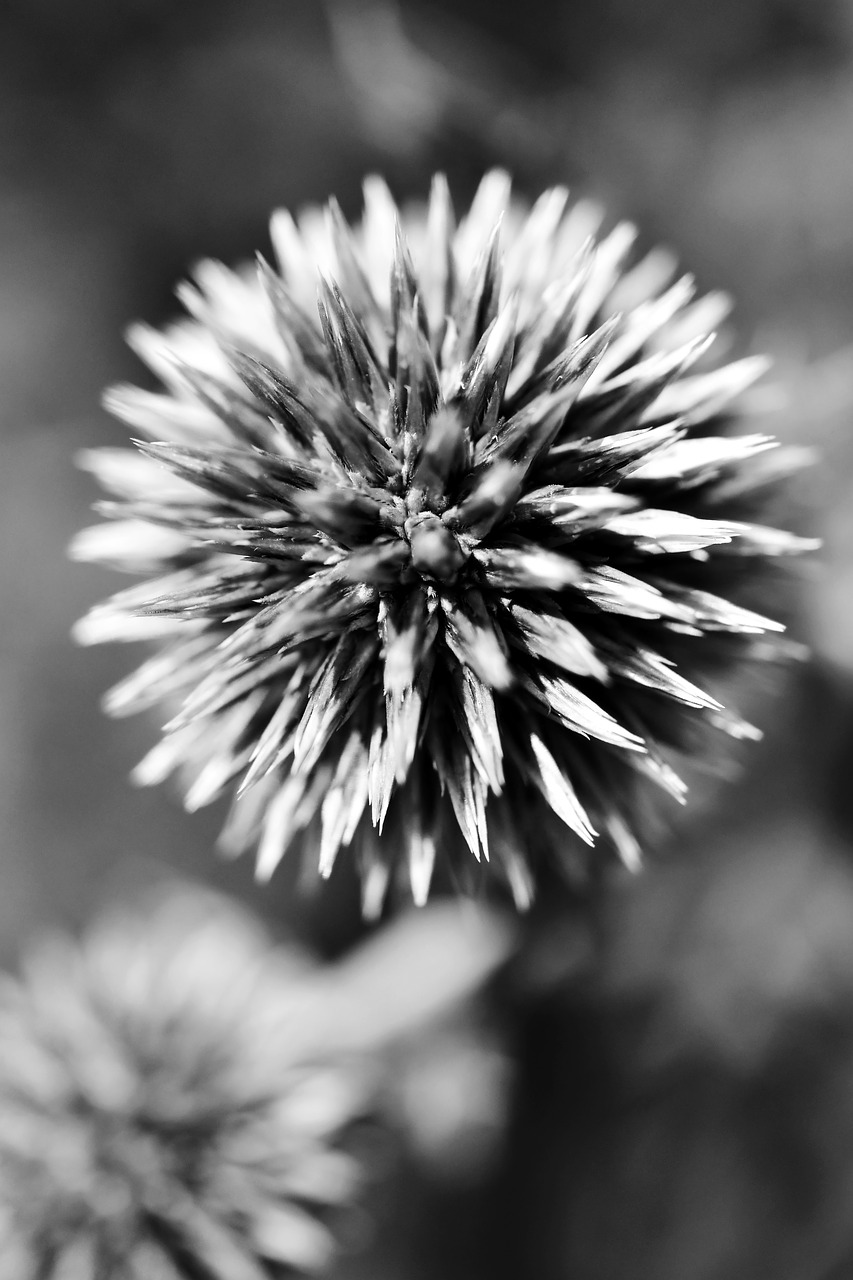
[{"xmin": 2, "ymin": 0, "xmax": 853, "ymax": 1277}]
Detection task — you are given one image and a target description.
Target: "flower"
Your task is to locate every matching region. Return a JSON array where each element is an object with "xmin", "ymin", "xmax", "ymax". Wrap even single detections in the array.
[
  {"xmin": 0, "ymin": 891, "xmax": 373, "ymax": 1278},
  {"xmin": 73, "ymin": 171, "xmax": 814, "ymax": 912}
]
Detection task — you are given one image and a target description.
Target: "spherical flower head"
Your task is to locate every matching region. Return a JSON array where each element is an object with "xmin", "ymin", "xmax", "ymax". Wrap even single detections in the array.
[
  {"xmin": 0, "ymin": 892, "xmax": 373, "ymax": 1277},
  {"xmin": 73, "ymin": 171, "xmax": 815, "ymax": 913}
]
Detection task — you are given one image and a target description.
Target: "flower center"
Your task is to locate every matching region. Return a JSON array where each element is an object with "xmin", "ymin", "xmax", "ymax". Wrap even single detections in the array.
[{"xmin": 405, "ymin": 513, "xmax": 467, "ymax": 582}]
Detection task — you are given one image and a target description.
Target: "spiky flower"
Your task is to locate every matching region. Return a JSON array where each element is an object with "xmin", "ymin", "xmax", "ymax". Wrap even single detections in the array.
[
  {"xmin": 0, "ymin": 893, "xmax": 372, "ymax": 1278},
  {"xmin": 74, "ymin": 172, "xmax": 813, "ymax": 912}
]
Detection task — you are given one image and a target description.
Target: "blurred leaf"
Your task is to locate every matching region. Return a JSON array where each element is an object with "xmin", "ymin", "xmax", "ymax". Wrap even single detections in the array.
[{"xmin": 286, "ymin": 902, "xmax": 516, "ymax": 1060}]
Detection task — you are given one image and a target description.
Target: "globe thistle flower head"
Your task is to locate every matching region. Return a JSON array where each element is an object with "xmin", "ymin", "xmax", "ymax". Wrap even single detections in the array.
[
  {"xmin": 74, "ymin": 172, "xmax": 815, "ymax": 913},
  {"xmin": 0, "ymin": 893, "xmax": 372, "ymax": 1278}
]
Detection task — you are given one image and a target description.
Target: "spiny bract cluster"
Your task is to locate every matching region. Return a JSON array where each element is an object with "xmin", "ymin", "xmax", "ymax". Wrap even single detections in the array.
[
  {"xmin": 0, "ymin": 893, "xmax": 372, "ymax": 1279},
  {"xmin": 74, "ymin": 172, "xmax": 813, "ymax": 912}
]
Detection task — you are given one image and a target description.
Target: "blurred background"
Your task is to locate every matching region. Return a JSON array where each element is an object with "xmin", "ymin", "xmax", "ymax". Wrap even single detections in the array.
[{"xmin": 2, "ymin": 0, "xmax": 853, "ymax": 1276}]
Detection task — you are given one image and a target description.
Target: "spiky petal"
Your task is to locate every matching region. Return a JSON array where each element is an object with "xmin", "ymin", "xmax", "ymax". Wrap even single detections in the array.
[{"xmin": 73, "ymin": 172, "xmax": 816, "ymax": 911}]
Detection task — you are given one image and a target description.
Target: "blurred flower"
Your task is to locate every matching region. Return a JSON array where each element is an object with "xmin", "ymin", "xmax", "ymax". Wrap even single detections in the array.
[
  {"xmin": 73, "ymin": 172, "xmax": 814, "ymax": 911},
  {"xmin": 0, "ymin": 891, "xmax": 374, "ymax": 1278}
]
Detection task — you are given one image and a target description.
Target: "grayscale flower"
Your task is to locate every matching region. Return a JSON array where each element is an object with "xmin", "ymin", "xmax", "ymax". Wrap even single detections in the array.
[
  {"xmin": 73, "ymin": 172, "xmax": 815, "ymax": 912},
  {"xmin": 0, "ymin": 892, "xmax": 373, "ymax": 1278}
]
